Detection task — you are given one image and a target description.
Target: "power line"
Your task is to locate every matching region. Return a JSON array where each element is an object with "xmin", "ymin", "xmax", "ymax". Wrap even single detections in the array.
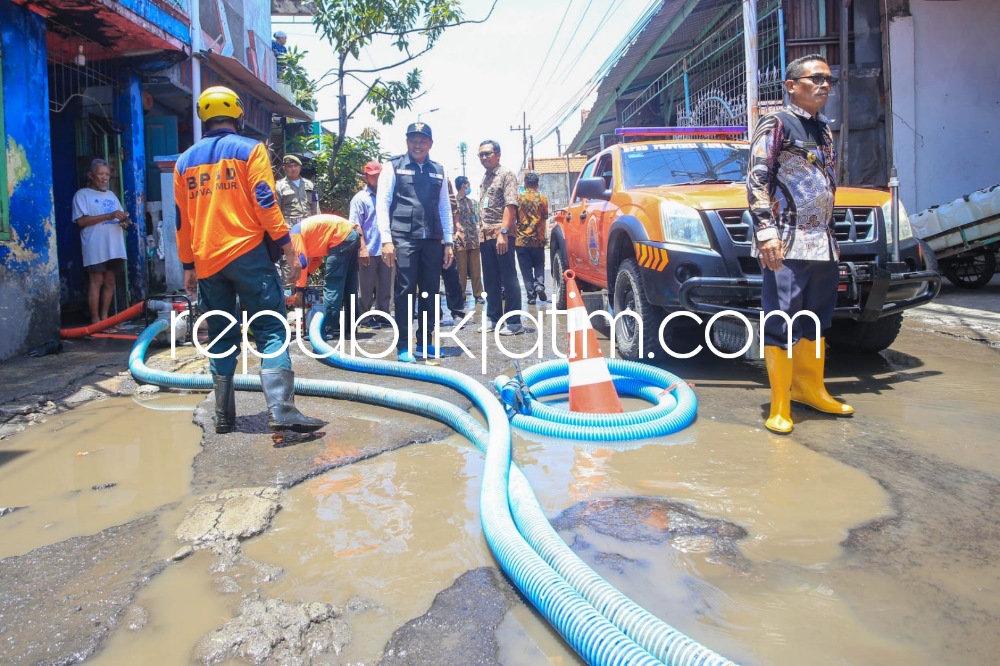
[
  {"xmin": 527, "ymin": 0, "xmax": 596, "ymax": 111},
  {"xmin": 544, "ymin": 0, "xmax": 625, "ymax": 98},
  {"xmin": 514, "ymin": 0, "xmax": 578, "ymax": 115},
  {"xmin": 532, "ymin": 0, "xmax": 663, "ymax": 147}
]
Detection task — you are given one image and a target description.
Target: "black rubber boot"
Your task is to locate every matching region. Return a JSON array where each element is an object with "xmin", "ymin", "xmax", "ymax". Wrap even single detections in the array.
[
  {"xmin": 259, "ymin": 369, "xmax": 326, "ymax": 433},
  {"xmin": 212, "ymin": 375, "xmax": 236, "ymax": 434}
]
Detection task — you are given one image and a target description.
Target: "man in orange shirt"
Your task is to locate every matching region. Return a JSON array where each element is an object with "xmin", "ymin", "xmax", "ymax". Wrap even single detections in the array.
[
  {"xmin": 289, "ymin": 214, "xmax": 368, "ymax": 339},
  {"xmin": 174, "ymin": 86, "xmax": 325, "ymax": 435}
]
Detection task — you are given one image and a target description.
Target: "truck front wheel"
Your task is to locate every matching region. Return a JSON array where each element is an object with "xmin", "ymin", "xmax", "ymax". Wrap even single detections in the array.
[
  {"xmin": 552, "ymin": 248, "xmax": 569, "ymax": 310},
  {"xmin": 826, "ymin": 312, "xmax": 903, "ymax": 353},
  {"xmin": 612, "ymin": 259, "xmax": 664, "ymax": 360}
]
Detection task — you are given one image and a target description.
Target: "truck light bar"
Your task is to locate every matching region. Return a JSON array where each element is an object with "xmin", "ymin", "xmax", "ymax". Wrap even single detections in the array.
[{"xmin": 615, "ymin": 126, "xmax": 747, "ymax": 136}]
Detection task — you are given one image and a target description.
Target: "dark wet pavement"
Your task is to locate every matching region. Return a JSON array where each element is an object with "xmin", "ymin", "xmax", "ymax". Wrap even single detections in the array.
[{"xmin": 1, "ymin": 294, "xmax": 998, "ymax": 665}]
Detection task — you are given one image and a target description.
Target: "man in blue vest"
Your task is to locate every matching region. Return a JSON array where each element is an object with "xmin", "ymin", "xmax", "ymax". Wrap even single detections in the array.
[{"xmin": 376, "ymin": 122, "xmax": 455, "ymax": 362}]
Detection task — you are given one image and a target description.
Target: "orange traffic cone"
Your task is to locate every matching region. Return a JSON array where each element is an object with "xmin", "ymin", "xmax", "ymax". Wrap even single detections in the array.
[{"xmin": 565, "ymin": 270, "xmax": 624, "ymax": 413}]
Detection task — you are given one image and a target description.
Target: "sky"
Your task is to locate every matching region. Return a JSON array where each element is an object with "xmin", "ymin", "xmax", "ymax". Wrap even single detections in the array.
[{"xmin": 273, "ymin": 0, "xmax": 660, "ymax": 185}]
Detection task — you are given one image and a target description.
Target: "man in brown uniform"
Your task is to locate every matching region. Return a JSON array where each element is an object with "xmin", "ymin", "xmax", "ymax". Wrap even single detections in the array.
[{"xmin": 275, "ymin": 155, "xmax": 319, "ymax": 225}]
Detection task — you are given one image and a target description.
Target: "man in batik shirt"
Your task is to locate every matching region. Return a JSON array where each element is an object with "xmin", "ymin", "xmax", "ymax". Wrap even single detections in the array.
[
  {"xmin": 515, "ymin": 171, "xmax": 549, "ymax": 305},
  {"xmin": 747, "ymin": 53, "xmax": 854, "ymax": 435},
  {"xmin": 477, "ymin": 140, "xmax": 523, "ymax": 335},
  {"xmin": 454, "ymin": 176, "xmax": 484, "ymax": 303}
]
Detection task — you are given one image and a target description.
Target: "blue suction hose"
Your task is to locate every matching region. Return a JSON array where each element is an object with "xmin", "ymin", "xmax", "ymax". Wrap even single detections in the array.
[
  {"xmin": 128, "ymin": 318, "xmax": 735, "ymax": 665},
  {"xmin": 306, "ymin": 316, "xmax": 734, "ymax": 666}
]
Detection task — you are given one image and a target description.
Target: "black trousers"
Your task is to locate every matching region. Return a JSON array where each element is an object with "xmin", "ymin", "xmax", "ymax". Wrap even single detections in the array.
[
  {"xmin": 479, "ymin": 239, "xmax": 522, "ymax": 327},
  {"xmin": 515, "ymin": 246, "xmax": 546, "ymax": 297},
  {"xmin": 441, "ymin": 258, "xmax": 466, "ymax": 315},
  {"xmin": 393, "ymin": 237, "xmax": 443, "ymax": 350},
  {"xmin": 761, "ymin": 259, "xmax": 839, "ymax": 348}
]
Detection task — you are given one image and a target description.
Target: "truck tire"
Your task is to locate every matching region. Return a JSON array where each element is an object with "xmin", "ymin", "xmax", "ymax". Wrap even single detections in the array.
[
  {"xmin": 940, "ymin": 249, "xmax": 996, "ymax": 289},
  {"xmin": 917, "ymin": 238, "xmax": 939, "ymax": 273},
  {"xmin": 552, "ymin": 248, "xmax": 569, "ymax": 310},
  {"xmin": 826, "ymin": 312, "xmax": 903, "ymax": 353},
  {"xmin": 612, "ymin": 259, "xmax": 663, "ymax": 360}
]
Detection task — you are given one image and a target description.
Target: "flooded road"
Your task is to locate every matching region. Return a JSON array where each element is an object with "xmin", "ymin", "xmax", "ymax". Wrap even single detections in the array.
[
  {"xmin": 0, "ymin": 393, "xmax": 203, "ymax": 560},
  {"xmin": 1, "ymin": 312, "xmax": 998, "ymax": 665}
]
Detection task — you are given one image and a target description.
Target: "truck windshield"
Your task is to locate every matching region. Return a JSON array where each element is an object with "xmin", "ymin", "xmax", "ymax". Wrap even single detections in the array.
[{"xmin": 620, "ymin": 143, "xmax": 749, "ymax": 188}]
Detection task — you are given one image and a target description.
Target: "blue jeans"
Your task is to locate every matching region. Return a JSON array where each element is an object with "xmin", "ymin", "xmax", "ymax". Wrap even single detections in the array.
[
  {"xmin": 323, "ymin": 230, "xmax": 361, "ymax": 334},
  {"xmin": 198, "ymin": 242, "xmax": 291, "ymax": 376}
]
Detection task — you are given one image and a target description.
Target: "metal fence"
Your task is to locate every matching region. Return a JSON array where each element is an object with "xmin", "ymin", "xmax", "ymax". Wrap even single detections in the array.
[
  {"xmin": 621, "ymin": 0, "xmax": 785, "ymax": 136},
  {"xmin": 46, "ymin": 21, "xmax": 121, "ymax": 116}
]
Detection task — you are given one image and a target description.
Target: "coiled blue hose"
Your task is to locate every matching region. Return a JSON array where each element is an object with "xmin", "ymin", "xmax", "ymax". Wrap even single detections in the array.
[
  {"xmin": 493, "ymin": 359, "xmax": 697, "ymax": 441},
  {"xmin": 306, "ymin": 317, "xmax": 734, "ymax": 666},
  {"xmin": 129, "ymin": 319, "xmax": 735, "ymax": 665}
]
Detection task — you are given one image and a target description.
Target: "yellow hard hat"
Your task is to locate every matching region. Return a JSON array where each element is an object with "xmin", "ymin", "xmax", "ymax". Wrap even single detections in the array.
[{"xmin": 197, "ymin": 86, "xmax": 244, "ymax": 122}]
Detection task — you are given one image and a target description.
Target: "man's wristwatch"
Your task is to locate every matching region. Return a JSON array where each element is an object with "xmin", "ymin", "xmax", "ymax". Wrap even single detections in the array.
[{"xmin": 500, "ymin": 228, "xmax": 509, "ymax": 235}]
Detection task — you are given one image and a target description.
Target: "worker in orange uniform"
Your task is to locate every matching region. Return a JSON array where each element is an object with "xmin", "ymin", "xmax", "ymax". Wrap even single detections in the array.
[
  {"xmin": 289, "ymin": 214, "xmax": 368, "ymax": 340},
  {"xmin": 174, "ymin": 86, "xmax": 325, "ymax": 435}
]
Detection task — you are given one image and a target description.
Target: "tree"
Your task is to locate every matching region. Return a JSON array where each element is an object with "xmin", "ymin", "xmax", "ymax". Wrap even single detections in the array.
[
  {"xmin": 285, "ymin": 126, "xmax": 384, "ymax": 216},
  {"xmin": 316, "ymin": 128, "xmax": 385, "ymax": 216},
  {"xmin": 309, "ymin": 0, "xmax": 497, "ymax": 186},
  {"xmin": 278, "ymin": 47, "xmax": 318, "ymax": 113}
]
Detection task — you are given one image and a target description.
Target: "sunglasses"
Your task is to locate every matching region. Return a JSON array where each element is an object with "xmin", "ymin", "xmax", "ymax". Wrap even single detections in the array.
[
  {"xmin": 796, "ymin": 75, "xmax": 838, "ymax": 86},
  {"xmin": 478, "ymin": 151, "xmax": 495, "ymax": 158}
]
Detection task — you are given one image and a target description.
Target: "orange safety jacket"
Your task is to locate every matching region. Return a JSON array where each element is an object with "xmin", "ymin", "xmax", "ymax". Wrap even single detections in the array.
[
  {"xmin": 289, "ymin": 214, "xmax": 362, "ymax": 290},
  {"xmin": 174, "ymin": 128, "xmax": 289, "ymax": 278}
]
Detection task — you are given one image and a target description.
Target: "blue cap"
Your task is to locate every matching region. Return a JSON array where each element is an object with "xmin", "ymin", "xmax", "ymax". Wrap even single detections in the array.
[{"xmin": 406, "ymin": 122, "xmax": 433, "ymax": 140}]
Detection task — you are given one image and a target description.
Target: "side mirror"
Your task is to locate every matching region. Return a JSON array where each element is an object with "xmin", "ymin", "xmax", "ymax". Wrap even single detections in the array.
[{"xmin": 574, "ymin": 177, "xmax": 612, "ymax": 202}]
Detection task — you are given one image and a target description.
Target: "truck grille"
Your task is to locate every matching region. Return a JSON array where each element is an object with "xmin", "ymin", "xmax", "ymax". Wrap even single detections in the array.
[
  {"xmin": 717, "ymin": 207, "xmax": 877, "ymax": 244},
  {"xmin": 717, "ymin": 209, "xmax": 754, "ymax": 243},
  {"xmin": 833, "ymin": 208, "xmax": 876, "ymax": 242}
]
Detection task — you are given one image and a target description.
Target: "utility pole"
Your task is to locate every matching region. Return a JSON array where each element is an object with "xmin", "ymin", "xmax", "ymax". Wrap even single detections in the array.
[
  {"xmin": 459, "ymin": 142, "xmax": 468, "ymax": 177},
  {"xmin": 557, "ymin": 126, "xmax": 571, "ymax": 207},
  {"xmin": 741, "ymin": 0, "xmax": 759, "ymax": 134},
  {"xmin": 510, "ymin": 111, "xmax": 530, "ymax": 171},
  {"xmin": 529, "ymin": 136, "xmax": 535, "ymax": 171}
]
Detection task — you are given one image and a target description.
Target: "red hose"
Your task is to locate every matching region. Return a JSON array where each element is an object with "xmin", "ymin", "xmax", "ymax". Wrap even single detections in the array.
[
  {"xmin": 60, "ymin": 302, "xmax": 145, "ymax": 339},
  {"xmin": 89, "ymin": 333, "xmax": 140, "ymax": 340}
]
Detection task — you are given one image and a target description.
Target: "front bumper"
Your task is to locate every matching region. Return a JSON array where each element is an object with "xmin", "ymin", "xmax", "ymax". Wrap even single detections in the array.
[{"xmin": 674, "ymin": 263, "xmax": 941, "ymax": 321}]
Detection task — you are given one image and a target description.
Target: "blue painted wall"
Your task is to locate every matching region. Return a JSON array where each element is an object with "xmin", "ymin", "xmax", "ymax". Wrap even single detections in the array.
[
  {"xmin": 0, "ymin": 1, "xmax": 59, "ymax": 361},
  {"xmin": 51, "ymin": 96, "xmax": 83, "ymax": 309},
  {"xmin": 117, "ymin": 72, "xmax": 148, "ymax": 304},
  {"xmin": 119, "ymin": 0, "xmax": 191, "ymax": 46}
]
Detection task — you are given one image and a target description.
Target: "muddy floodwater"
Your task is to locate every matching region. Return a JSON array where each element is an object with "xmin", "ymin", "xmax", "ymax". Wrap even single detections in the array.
[{"xmin": 1, "ymin": 320, "xmax": 999, "ymax": 665}]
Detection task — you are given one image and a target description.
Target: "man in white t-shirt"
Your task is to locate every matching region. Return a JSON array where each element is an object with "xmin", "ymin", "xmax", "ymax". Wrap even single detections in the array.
[{"xmin": 72, "ymin": 159, "xmax": 130, "ymax": 324}]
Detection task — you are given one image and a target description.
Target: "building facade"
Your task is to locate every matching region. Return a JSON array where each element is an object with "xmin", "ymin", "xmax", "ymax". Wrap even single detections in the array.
[
  {"xmin": 570, "ymin": 0, "xmax": 1000, "ymax": 216},
  {"xmin": 1, "ymin": 0, "xmax": 308, "ymax": 360}
]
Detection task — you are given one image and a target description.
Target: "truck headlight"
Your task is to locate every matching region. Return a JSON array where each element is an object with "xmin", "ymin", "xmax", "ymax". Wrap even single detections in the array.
[
  {"xmin": 660, "ymin": 200, "xmax": 711, "ymax": 248},
  {"xmin": 881, "ymin": 200, "xmax": 914, "ymax": 242}
]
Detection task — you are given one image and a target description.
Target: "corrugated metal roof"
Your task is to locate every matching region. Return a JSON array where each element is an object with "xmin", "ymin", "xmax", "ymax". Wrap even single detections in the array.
[{"xmin": 569, "ymin": 0, "xmax": 735, "ymax": 153}]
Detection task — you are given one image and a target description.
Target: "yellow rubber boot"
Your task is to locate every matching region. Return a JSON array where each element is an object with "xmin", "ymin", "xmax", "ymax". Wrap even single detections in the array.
[
  {"xmin": 763, "ymin": 345, "xmax": 794, "ymax": 434},
  {"xmin": 790, "ymin": 338, "xmax": 854, "ymax": 415}
]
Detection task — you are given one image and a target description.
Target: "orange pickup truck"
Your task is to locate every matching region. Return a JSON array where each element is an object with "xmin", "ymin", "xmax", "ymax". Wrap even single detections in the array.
[{"xmin": 550, "ymin": 137, "xmax": 940, "ymax": 359}]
